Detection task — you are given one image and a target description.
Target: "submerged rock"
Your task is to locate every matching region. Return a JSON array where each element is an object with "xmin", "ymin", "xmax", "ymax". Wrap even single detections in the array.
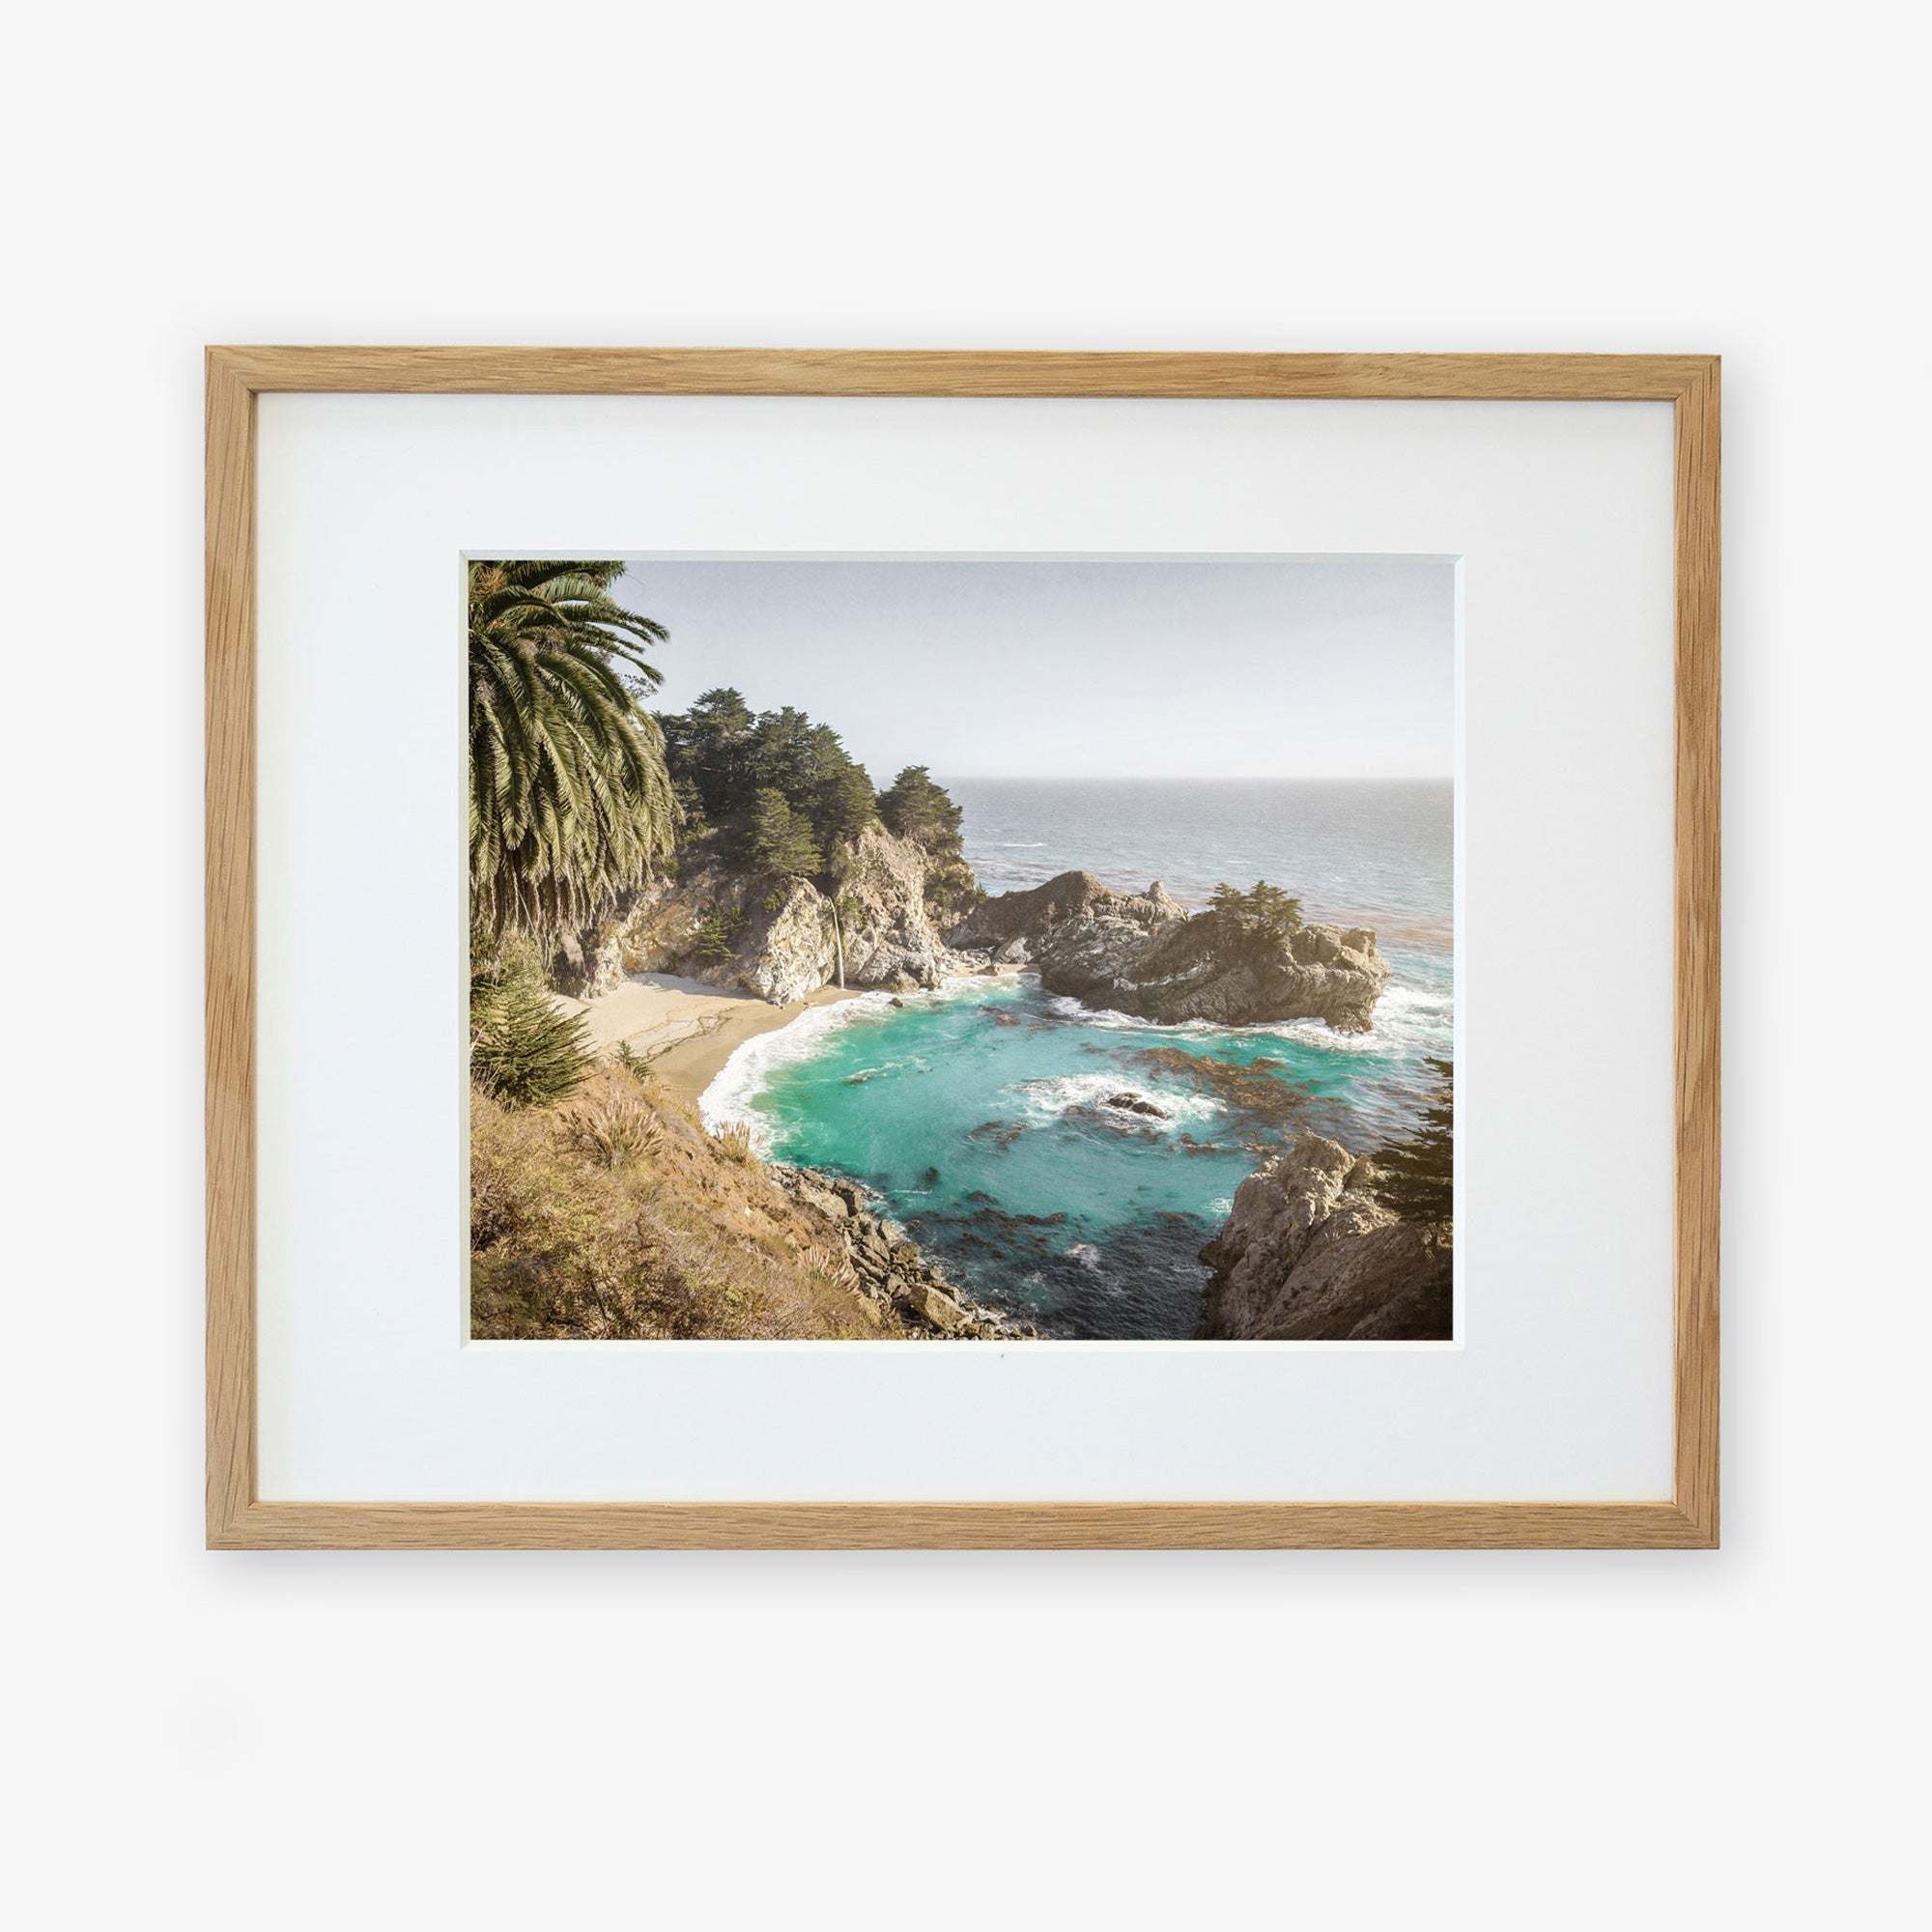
[
  {"xmin": 1198, "ymin": 1135, "xmax": 1451, "ymax": 1340},
  {"xmin": 1129, "ymin": 1048, "xmax": 1305, "ymax": 1125}
]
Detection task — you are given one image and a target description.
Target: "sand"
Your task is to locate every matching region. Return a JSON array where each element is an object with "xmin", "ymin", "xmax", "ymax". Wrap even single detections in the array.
[{"xmin": 553, "ymin": 973, "xmax": 865, "ymax": 1108}]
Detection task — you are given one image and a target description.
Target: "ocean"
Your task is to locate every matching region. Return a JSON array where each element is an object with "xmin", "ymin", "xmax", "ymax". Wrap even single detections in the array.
[{"xmin": 704, "ymin": 779, "xmax": 1454, "ymax": 1339}]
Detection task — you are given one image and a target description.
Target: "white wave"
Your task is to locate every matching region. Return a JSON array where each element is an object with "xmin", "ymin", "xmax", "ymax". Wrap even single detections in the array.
[
  {"xmin": 1066, "ymin": 1242, "xmax": 1103, "ymax": 1270},
  {"xmin": 1043, "ymin": 993, "xmax": 1229, "ymax": 1037},
  {"xmin": 698, "ymin": 992, "xmax": 895, "ymax": 1148},
  {"xmin": 1006, "ymin": 1070, "xmax": 1222, "ymax": 1126},
  {"xmin": 1271, "ymin": 981, "xmax": 1454, "ymax": 1057},
  {"xmin": 1043, "ymin": 982, "xmax": 1452, "ymax": 1058}
]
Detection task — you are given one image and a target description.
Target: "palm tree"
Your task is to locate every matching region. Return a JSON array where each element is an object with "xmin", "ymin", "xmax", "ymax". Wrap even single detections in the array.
[{"xmin": 469, "ymin": 560, "xmax": 677, "ymax": 941}]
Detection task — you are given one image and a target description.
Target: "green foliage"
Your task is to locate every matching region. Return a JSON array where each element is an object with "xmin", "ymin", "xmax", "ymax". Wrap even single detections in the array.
[
  {"xmin": 658, "ymin": 688, "xmax": 754, "ymax": 824},
  {"xmin": 877, "ymin": 765, "xmax": 961, "ymax": 848},
  {"xmin": 669, "ymin": 777, "xmax": 710, "ymax": 838},
  {"xmin": 815, "ymin": 759, "xmax": 880, "ymax": 853},
  {"xmin": 1373, "ymin": 1057, "xmax": 1454, "ymax": 1224},
  {"xmin": 611, "ymin": 1039, "xmax": 657, "ymax": 1082},
  {"xmin": 692, "ymin": 910, "xmax": 743, "ymax": 962},
  {"xmin": 878, "ymin": 765, "xmax": 977, "ymax": 918},
  {"xmin": 743, "ymin": 786, "xmax": 821, "ymax": 877},
  {"xmin": 658, "ymin": 690, "xmax": 876, "ymax": 877},
  {"xmin": 469, "ymin": 559, "xmax": 677, "ymax": 942},
  {"xmin": 1208, "ymin": 879, "xmax": 1304, "ymax": 941},
  {"xmin": 469, "ymin": 972, "xmax": 592, "ymax": 1108},
  {"xmin": 1247, "ymin": 881, "xmax": 1303, "ymax": 935}
]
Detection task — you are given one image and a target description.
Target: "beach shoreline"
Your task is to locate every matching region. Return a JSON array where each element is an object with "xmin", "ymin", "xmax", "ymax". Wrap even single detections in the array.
[{"xmin": 553, "ymin": 973, "xmax": 867, "ymax": 1108}]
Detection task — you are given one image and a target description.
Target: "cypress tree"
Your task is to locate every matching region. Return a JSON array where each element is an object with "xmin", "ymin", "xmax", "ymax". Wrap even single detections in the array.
[{"xmin": 743, "ymin": 786, "xmax": 821, "ymax": 877}]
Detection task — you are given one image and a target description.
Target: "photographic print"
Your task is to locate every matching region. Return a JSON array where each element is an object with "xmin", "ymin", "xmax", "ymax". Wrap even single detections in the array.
[{"xmin": 469, "ymin": 555, "xmax": 1455, "ymax": 1343}]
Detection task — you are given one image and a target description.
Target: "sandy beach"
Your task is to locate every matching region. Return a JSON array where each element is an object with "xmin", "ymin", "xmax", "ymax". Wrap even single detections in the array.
[{"xmin": 553, "ymin": 973, "xmax": 864, "ymax": 1107}]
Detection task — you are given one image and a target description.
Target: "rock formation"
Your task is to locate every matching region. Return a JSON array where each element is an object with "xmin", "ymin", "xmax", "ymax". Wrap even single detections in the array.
[
  {"xmin": 949, "ymin": 869, "xmax": 1185, "ymax": 960},
  {"xmin": 1197, "ymin": 1135, "xmax": 1452, "ymax": 1340},
  {"xmin": 553, "ymin": 825, "xmax": 969, "ymax": 1003},
  {"xmin": 949, "ymin": 869, "xmax": 1391, "ymax": 1030},
  {"xmin": 772, "ymin": 1166, "xmax": 1017, "ymax": 1336}
]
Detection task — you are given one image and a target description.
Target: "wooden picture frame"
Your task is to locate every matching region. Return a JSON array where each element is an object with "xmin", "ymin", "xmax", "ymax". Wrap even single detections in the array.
[{"xmin": 207, "ymin": 348, "xmax": 1719, "ymax": 1549}]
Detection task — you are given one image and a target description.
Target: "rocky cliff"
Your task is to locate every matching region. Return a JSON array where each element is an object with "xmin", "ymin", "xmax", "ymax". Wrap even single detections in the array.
[
  {"xmin": 1197, "ymin": 1135, "xmax": 1452, "ymax": 1340},
  {"xmin": 949, "ymin": 869, "xmax": 1390, "ymax": 1030},
  {"xmin": 554, "ymin": 824, "xmax": 969, "ymax": 1003},
  {"xmin": 948, "ymin": 869, "xmax": 1185, "ymax": 961}
]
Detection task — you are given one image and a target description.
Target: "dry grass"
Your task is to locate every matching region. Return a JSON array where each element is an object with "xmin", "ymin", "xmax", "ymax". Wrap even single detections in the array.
[
  {"xmin": 559, "ymin": 1086, "xmax": 665, "ymax": 1168},
  {"xmin": 470, "ymin": 1065, "xmax": 902, "ymax": 1340}
]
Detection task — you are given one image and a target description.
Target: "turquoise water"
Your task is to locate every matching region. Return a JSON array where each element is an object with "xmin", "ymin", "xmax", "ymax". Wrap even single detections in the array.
[{"xmin": 704, "ymin": 780, "xmax": 1453, "ymax": 1339}]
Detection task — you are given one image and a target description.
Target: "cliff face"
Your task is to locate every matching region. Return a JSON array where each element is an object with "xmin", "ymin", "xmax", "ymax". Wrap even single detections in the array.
[
  {"xmin": 552, "ymin": 824, "xmax": 964, "ymax": 1003},
  {"xmin": 833, "ymin": 823, "xmax": 962, "ymax": 988},
  {"xmin": 949, "ymin": 869, "xmax": 1391, "ymax": 1030},
  {"xmin": 1198, "ymin": 1135, "xmax": 1452, "ymax": 1340}
]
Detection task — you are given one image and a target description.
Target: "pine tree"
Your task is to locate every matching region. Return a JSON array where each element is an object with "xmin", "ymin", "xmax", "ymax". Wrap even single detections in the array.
[
  {"xmin": 657, "ymin": 687, "xmax": 754, "ymax": 824},
  {"xmin": 1247, "ymin": 880, "xmax": 1304, "ymax": 936},
  {"xmin": 743, "ymin": 787, "xmax": 821, "ymax": 877},
  {"xmin": 815, "ymin": 759, "xmax": 879, "ymax": 855},
  {"xmin": 691, "ymin": 911, "xmax": 740, "ymax": 962},
  {"xmin": 1373, "ymin": 1057, "xmax": 1454, "ymax": 1224},
  {"xmin": 1207, "ymin": 881, "xmax": 1303, "ymax": 948},
  {"xmin": 470, "ymin": 974, "xmax": 592, "ymax": 1108},
  {"xmin": 877, "ymin": 765, "xmax": 977, "ymax": 917},
  {"xmin": 877, "ymin": 765, "xmax": 962, "ymax": 847}
]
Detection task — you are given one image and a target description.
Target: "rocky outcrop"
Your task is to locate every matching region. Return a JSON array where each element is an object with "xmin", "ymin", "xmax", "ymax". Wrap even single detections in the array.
[
  {"xmin": 949, "ymin": 870, "xmax": 1185, "ymax": 952},
  {"xmin": 554, "ymin": 825, "xmax": 969, "ymax": 1003},
  {"xmin": 949, "ymin": 869, "xmax": 1390, "ymax": 1031},
  {"xmin": 1198, "ymin": 1135, "xmax": 1452, "ymax": 1340},
  {"xmin": 1081, "ymin": 914, "xmax": 1390, "ymax": 1030},
  {"xmin": 833, "ymin": 823, "xmax": 964, "ymax": 989},
  {"xmin": 772, "ymin": 1167, "xmax": 1018, "ymax": 1337}
]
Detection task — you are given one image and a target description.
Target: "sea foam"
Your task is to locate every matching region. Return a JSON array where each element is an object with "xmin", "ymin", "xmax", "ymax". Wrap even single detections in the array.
[
  {"xmin": 698, "ymin": 992, "xmax": 895, "ymax": 1150},
  {"xmin": 1041, "ymin": 981, "xmax": 1452, "ymax": 1058},
  {"xmin": 1006, "ymin": 1070, "xmax": 1222, "ymax": 1126}
]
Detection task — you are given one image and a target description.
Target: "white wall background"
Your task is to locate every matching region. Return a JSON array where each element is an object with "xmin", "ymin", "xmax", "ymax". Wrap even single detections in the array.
[{"xmin": 5, "ymin": 3, "xmax": 1925, "ymax": 1926}]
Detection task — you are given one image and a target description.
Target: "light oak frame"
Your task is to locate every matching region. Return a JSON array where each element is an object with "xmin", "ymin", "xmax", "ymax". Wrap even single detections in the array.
[{"xmin": 207, "ymin": 349, "xmax": 1719, "ymax": 1549}]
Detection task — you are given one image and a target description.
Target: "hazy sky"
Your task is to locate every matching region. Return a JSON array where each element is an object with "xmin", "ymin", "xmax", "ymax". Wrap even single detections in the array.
[{"xmin": 617, "ymin": 555, "xmax": 1455, "ymax": 781}]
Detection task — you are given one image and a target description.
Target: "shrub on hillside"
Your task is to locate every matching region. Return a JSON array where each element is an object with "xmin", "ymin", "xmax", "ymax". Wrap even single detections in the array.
[
  {"xmin": 469, "ymin": 1073, "xmax": 897, "ymax": 1341},
  {"xmin": 470, "ymin": 974, "xmax": 592, "ymax": 1107},
  {"xmin": 560, "ymin": 1087, "xmax": 665, "ymax": 1167}
]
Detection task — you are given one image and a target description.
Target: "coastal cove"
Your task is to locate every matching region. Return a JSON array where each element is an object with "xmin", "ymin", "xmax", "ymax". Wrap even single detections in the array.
[
  {"xmin": 677, "ymin": 778, "xmax": 1454, "ymax": 1339},
  {"xmin": 469, "ymin": 563, "xmax": 1458, "ymax": 1346}
]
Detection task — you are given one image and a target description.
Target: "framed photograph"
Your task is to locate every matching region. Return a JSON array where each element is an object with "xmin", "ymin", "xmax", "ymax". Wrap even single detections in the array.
[{"xmin": 207, "ymin": 348, "xmax": 1719, "ymax": 1548}]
